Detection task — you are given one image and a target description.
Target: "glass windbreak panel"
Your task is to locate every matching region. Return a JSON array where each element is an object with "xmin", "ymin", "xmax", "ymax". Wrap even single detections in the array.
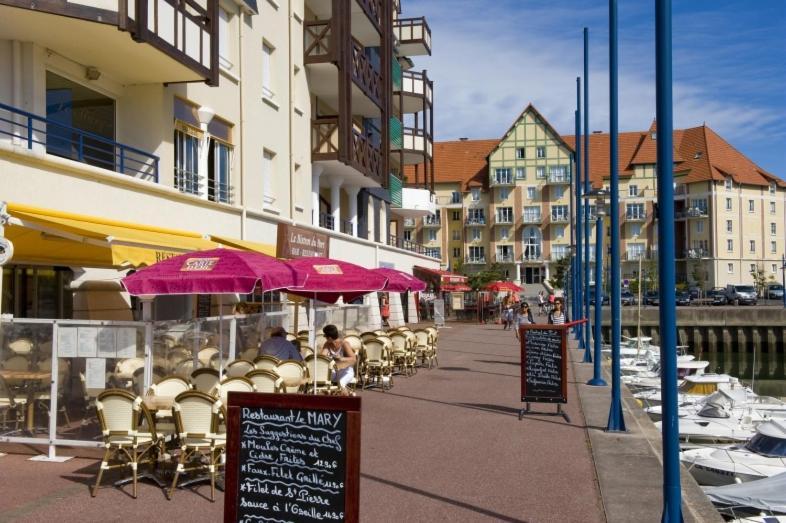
[
  {"xmin": 745, "ymin": 433, "xmax": 786, "ymax": 457},
  {"xmin": 55, "ymin": 323, "xmax": 145, "ymax": 442},
  {"xmin": 0, "ymin": 321, "xmax": 53, "ymax": 439}
]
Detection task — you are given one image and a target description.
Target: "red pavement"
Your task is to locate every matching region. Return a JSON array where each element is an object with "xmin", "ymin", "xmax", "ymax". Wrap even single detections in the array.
[{"xmin": 0, "ymin": 323, "xmax": 605, "ymax": 522}]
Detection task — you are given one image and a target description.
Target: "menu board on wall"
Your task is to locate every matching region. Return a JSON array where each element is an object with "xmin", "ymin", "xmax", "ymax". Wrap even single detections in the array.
[
  {"xmin": 77, "ymin": 327, "xmax": 99, "ymax": 358},
  {"xmin": 57, "ymin": 327, "xmax": 78, "ymax": 358},
  {"xmin": 519, "ymin": 325, "xmax": 568, "ymax": 404},
  {"xmin": 224, "ymin": 393, "xmax": 361, "ymax": 523}
]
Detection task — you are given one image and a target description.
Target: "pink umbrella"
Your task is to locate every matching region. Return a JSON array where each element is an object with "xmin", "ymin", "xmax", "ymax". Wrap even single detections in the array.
[
  {"xmin": 373, "ymin": 268, "xmax": 427, "ymax": 293},
  {"xmin": 283, "ymin": 257, "xmax": 388, "ymax": 304},
  {"xmin": 121, "ymin": 248, "xmax": 307, "ymax": 296}
]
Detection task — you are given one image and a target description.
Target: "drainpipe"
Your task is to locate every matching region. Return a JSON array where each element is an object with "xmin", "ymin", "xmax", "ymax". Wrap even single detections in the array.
[
  {"xmin": 238, "ymin": 9, "xmax": 246, "ymax": 237},
  {"xmin": 710, "ymin": 182, "xmax": 716, "ymax": 287},
  {"xmin": 12, "ymin": 41, "xmax": 21, "ymax": 144},
  {"xmin": 288, "ymin": 0, "xmax": 295, "ymax": 219}
]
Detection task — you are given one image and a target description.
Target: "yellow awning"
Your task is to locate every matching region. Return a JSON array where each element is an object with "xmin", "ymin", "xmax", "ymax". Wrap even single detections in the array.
[
  {"xmin": 5, "ymin": 203, "xmax": 218, "ymax": 268},
  {"xmin": 210, "ymin": 235, "xmax": 276, "ymax": 256}
]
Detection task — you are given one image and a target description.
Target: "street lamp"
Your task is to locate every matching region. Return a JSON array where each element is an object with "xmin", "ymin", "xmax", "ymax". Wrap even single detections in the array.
[{"xmin": 583, "ymin": 188, "xmax": 609, "ymax": 386}]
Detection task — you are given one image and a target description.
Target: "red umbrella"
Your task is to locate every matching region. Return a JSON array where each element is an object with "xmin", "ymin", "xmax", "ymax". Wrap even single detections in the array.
[
  {"xmin": 283, "ymin": 257, "xmax": 388, "ymax": 304},
  {"xmin": 372, "ymin": 268, "xmax": 427, "ymax": 293},
  {"xmin": 484, "ymin": 281, "xmax": 523, "ymax": 293},
  {"xmin": 122, "ymin": 248, "xmax": 307, "ymax": 296}
]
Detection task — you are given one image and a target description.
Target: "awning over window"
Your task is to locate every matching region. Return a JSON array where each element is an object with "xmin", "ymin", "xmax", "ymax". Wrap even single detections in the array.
[
  {"xmin": 2, "ymin": 203, "xmax": 274, "ymax": 268},
  {"xmin": 413, "ymin": 266, "xmax": 468, "ymax": 286},
  {"xmin": 209, "ymin": 235, "xmax": 276, "ymax": 256}
]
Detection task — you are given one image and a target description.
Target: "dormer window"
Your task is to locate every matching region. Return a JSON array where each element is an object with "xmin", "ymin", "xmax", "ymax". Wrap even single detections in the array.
[
  {"xmin": 650, "ymin": 132, "xmax": 656, "ymax": 140},
  {"xmin": 724, "ymin": 177, "xmax": 733, "ymax": 190},
  {"xmin": 693, "ymin": 151, "xmax": 703, "ymax": 159},
  {"xmin": 770, "ymin": 182, "xmax": 777, "ymax": 194}
]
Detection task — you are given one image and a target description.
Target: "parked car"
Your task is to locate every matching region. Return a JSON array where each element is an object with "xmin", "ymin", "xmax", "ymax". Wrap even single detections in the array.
[
  {"xmin": 706, "ymin": 287, "xmax": 728, "ymax": 305},
  {"xmin": 766, "ymin": 284, "xmax": 784, "ymax": 300},
  {"xmin": 725, "ymin": 284, "xmax": 757, "ymax": 306},
  {"xmin": 588, "ymin": 286, "xmax": 609, "ymax": 305},
  {"xmin": 621, "ymin": 290, "xmax": 637, "ymax": 306},
  {"xmin": 688, "ymin": 287, "xmax": 701, "ymax": 300},
  {"xmin": 643, "ymin": 291, "xmax": 659, "ymax": 306},
  {"xmin": 676, "ymin": 291, "xmax": 691, "ymax": 306}
]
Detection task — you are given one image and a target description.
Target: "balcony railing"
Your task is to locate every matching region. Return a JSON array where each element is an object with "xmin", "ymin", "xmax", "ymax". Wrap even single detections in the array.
[
  {"xmin": 388, "ymin": 235, "xmax": 436, "ymax": 257},
  {"xmin": 550, "ymin": 252, "xmax": 570, "ymax": 261},
  {"xmin": 465, "ymin": 216, "xmax": 486, "ymax": 226},
  {"xmin": 398, "ymin": 70, "xmax": 433, "ymax": 105},
  {"xmin": 493, "ymin": 215, "xmax": 514, "ymax": 225},
  {"xmin": 496, "ymin": 253, "xmax": 515, "ymax": 263},
  {"xmin": 392, "ymin": 57, "xmax": 403, "ymax": 92},
  {"xmin": 390, "ymin": 117, "xmax": 403, "ymax": 150},
  {"xmin": 522, "ymin": 248, "xmax": 542, "ymax": 262},
  {"xmin": 311, "ymin": 117, "xmax": 383, "ymax": 182},
  {"xmin": 546, "ymin": 173, "xmax": 570, "ymax": 185},
  {"xmin": 319, "ymin": 213, "xmax": 335, "ymax": 230},
  {"xmin": 521, "ymin": 213, "xmax": 542, "ymax": 224},
  {"xmin": 550, "ymin": 214, "xmax": 570, "ymax": 224},
  {"xmin": 350, "ymin": 39, "xmax": 383, "ymax": 108},
  {"xmin": 0, "ymin": 101, "xmax": 159, "ymax": 181},
  {"xmin": 403, "ymin": 218, "xmax": 416, "ymax": 227},
  {"xmin": 623, "ymin": 251, "xmax": 647, "ymax": 261},
  {"xmin": 490, "ymin": 176, "xmax": 514, "ymax": 187},
  {"xmin": 388, "ymin": 173, "xmax": 403, "ymax": 208},
  {"xmin": 340, "ymin": 219, "xmax": 354, "ymax": 236},
  {"xmin": 422, "ymin": 216, "xmax": 441, "ymax": 227},
  {"xmin": 465, "ymin": 257, "xmax": 486, "ymax": 265},
  {"xmin": 625, "ymin": 212, "xmax": 647, "ymax": 222},
  {"xmin": 175, "ymin": 172, "xmax": 233, "ymax": 204},
  {"xmin": 393, "ymin": 17, "xmax": 432, "ymax": 55},
  {"xmin": 304, "ymin": 20, "xmax": 335, "ymax": 63},
  {"xmin": 401, "ymin": 127, "xmax": 433, "ymax": 157},
  {"xmin": 686, "ymin": 248, "xmax": 709, "ymax": 259},
  {"xmin": 357, "ymin": 0, "xmax": 383, "ymax": 31},
  {"xmin": 676, "ymin": 207, "xmax": 708, "ymax": 219}
]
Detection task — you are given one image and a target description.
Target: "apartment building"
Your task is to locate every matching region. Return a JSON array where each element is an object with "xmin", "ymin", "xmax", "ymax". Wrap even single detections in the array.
[
  {"xmin": 0, "ymin": 0, "xmax": 438, "ymax": 319},
  {"xmin": 422, "ymin": 104, "xmax": 785, "ymax": 290}
]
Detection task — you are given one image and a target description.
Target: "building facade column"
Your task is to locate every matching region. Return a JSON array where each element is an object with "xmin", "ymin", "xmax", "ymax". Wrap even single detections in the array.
[
  {"xmin": 346, "ymin": 186, "xmax": 360, "ymax": 237},
  {"xmin": 311, "ymin": 165, "xmax": 324, "ymax": 226},
  {"xmin": 329, "ymin": 176, "xmax": 342, "ymax": 231}
]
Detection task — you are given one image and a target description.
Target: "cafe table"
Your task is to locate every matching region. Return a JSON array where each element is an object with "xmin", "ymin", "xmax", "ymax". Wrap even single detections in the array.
[{"xmin": 0, "ymin": 369, "xmax": 51, "ymax": 432}]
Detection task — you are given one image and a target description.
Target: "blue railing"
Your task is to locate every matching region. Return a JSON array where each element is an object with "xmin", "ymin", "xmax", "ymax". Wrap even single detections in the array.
[{"xmin": 0, "ymin": 101, "xmax": 159, "ymax": 182}]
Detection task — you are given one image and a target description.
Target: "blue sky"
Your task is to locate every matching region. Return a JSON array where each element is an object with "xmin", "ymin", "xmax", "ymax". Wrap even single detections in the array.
[{"xmin": 405, "ymin": 0, "xmax": 786, "ymax": 178}]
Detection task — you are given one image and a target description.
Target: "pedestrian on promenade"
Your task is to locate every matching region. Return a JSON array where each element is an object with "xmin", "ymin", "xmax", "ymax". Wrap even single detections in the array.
[
  {"xmin": 537, "ymin": 290, "xmax": 545, "ymax": 315},
  {"xmin": 380, "ymin": 294, "xmax": 390, "ymax": 327},
  {"xmin": 547, "ymin": 299, "xmax": 566, "ymax": 325},
  {"xmin": 514, "ymin": 303, "xmax": 535, "ymax": 340},
  {"xmin": 502, "ymin": 292, "xmax": 514, "ymax": 330}
]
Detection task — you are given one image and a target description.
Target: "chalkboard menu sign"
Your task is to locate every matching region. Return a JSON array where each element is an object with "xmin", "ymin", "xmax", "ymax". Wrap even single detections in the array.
[
  {"xmin": 519, "ymin": 324, "xmax": 569, "ymax": 404},
  {"xmin": 224, "ymin": 393, "xmax": 361, "ymax": 523}
]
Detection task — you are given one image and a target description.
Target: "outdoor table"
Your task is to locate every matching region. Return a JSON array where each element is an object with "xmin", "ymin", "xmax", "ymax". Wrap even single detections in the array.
[{"xmin": 0, "ymin": 369, "xmax": 51, "ymax": 432}]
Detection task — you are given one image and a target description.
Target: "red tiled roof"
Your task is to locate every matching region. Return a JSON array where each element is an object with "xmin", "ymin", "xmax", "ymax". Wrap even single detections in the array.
[{"xmin": 405, "ymin": 139, "xmax": 498, "ymax": 190}]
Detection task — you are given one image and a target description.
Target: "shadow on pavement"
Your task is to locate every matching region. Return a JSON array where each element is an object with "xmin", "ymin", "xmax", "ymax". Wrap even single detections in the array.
[
  {"xmin": 474, "ymin": 359, "xmax": 519, "ymax": 366},
  {"xmin": 360, "ymin": 472, "xmax": 529, "ymax": 523},
  {"xmin": 437, "ymin": 367, "xmax": 518, "ymax": 379},
  {"xmin": 441, "ymin": 349, "xmax": 519, "ymax": 359}
]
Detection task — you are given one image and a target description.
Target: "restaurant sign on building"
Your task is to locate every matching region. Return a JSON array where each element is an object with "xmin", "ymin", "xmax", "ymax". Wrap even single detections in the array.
[{"xmin": 277, "ymin": 223, "xmax": 330, "ymax": 258}]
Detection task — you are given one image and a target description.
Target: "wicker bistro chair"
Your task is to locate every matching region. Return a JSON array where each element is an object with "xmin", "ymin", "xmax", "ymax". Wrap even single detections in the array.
[
  {"xmin": 389, "ymin": 332, "xmax": 415, "ymax": 376},
  {"xmin": 413, "ymin": 329, "xmax": 435, "ymax": 368},
  {"xmin": 225, "ymin": 359, "xmax": 255, "ymax": 378},
  {"xmin": 190, "ymin": 368, "xmax": 221, "ymax": 394},
  {"xmin": 197, "ymin": 347, "xmax": 219, "ymax": 367},
  {"xmin": 168, "ymin": 391, "xmax": 226, "ymax": 502},
  {"xmin": 425, "ymin": 327, "xmax": 439, "ymax": 367},
  {"xmin": 238, "ymin": 347, "xmax": 259, "ymax": 362},
  {"xmin": 147, "ymin": 376, "xmax": 191, "ymax": 423},
  {"xmin": 246, "ymin": 370, "xmax": 284, "ymax": 394},
  {"xmin": 1, "ymin": 355, "xmax": 30, "ymax": 390},
  {"xmin": 274, "ymin": 360, "xmax": 307, "ymax": 393},
  {"xmin": 253, "ymin": 355, "xmax": 280, "ymax": 371},
  {"xmin": 362, "ymin": 340, "xmax": 392, "ymax": 390},
  {"xmin": 0, "ymin": 375, "xmax": 23, "ymax": 432},
  {"xmin": 303, "ymin": 355, "xmax": 339, "ymax": 395},
  {"xmin": 360, "ymin": 332, "xmax": 378, "ymax": 343},
  {"xmin": 216, "ymin": 377, "xmax": 256, "ymax": 405},
  {"xmin": 92, "ymin": 389, "xmax": 161, "ymax": 498}
]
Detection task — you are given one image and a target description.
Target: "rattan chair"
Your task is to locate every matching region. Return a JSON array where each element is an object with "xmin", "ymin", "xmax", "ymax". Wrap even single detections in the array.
[
  {"xmin": 303, "ymin": 355, "xmax": 339, "ymax": 395},
  {"xmin": 173, "ymin": 359, "xmax": 196, "ymax": 379},
  {"xmin": 147, "ymin": 376, "xmax": 191, "ymax": 421},
  {"xmin": 225, "ymin": 359, "xmax": 254, "ymax": 378},
  {"xmin": 92, "ymin": 389, "xmax": 161, "ymax": 498},
  {"xmin": 274, "ymin": 360, "xmax": 307, "ymax": 393},
  {"xmin": 246, "ymin": 369, "xmax": 284, "ymax": 393},
  {"xmin": 238, "ymin": 347, "xmax": 259, "ymax": 362},
  {"xmin": 362, "ymin": 339, "xmax": 392, "ymax": 390},
  {"xmin": 360, "ymin": 332, "xmax": 378, "ymax": 343},
  {"xmin": 168, "ymin": 391, "xmax": 225, "ymax": 502},
  {"xmin": 413, "ymin": 329, "xmax": 434, "ymax": 368},
  {"xmin": 389, "ymin": 332, "xmax": 415, "ymax": 376},
  {"xmin": 197, "ymin": 347, "xmax": 219, "ymax": 367},
  {"xmin": 253, "ymin": 355, "xmax": 280, "ymax": 371},
  {"xmin": 216, "ymin": 376, "xmax": 255, "ymax": 405},
  {"xmin": 0, "ymin": 375, "xmax": 22, "ymax": 432},
  {"xmin": 1, "ymin": 355, "xmax": 30, "ymax": 390},
  {"xmin": 190, "ymin": 368, "xmax": 221, "ymax": 394},
  {"xmin": 425, "ymin": 326, "xmax": 439, "ymax": 367}
]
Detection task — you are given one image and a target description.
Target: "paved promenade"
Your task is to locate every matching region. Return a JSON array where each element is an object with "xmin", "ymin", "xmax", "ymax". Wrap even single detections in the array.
[{"xmin": 0, "ymin": 323, "xmax": 719, "ymax": 522}]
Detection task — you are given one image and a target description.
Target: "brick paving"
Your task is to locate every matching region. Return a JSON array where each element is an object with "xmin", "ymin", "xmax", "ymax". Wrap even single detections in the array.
[{"xmin": 0, "ymin": 323, "xmax": 605, "ymax": 522}]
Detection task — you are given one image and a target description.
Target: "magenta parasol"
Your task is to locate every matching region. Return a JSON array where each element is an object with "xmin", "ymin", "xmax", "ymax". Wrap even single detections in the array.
[
  {"xmin": 283, "ymin": 257, "xmax": 388, "ymax": 304},
  {"xmin": 372, "ymin": 268, "xmax": 427, "ymax": 293},
  {"xmin": 121, "ymin": 248, "xmax": 307, "ymax": 296}
]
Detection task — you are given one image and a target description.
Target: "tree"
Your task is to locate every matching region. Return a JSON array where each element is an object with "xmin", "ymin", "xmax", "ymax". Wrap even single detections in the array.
[
  {"xmin": 629, "ymin": 278, "xmax": 639, "ymax": 296},
  {"xmin": 643, "ymin": 258, "xmax": 659, "ymax": 292},
  {"xmin": 750, "ymin": 264, "xmax": 768, "ymax": 297},
  {"xmin": 467, "ymin": 263, "xmax": 506, "ymax": 290},
  {"xmin": 547, "ymin": 256, "xmax": 571, "ymax": 290},
  {"xmin": 690, "ymin": 259, "xmax": 707, "ymax": 292}
]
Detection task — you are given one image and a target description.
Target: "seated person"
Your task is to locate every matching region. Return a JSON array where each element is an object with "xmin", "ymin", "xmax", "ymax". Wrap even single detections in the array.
[
  {"xmin": 319, "ymin": 324, "xmax": 357, "ymax": 394},
  {"xmin": 260, "ymin": 326, "xmax": 302, "ymax": 361}
]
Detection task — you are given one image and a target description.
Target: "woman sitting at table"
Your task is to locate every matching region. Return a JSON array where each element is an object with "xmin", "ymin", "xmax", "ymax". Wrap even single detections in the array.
[{"xmin": 319, "ymin": 324, "xmax": 357, "ymax": 395}]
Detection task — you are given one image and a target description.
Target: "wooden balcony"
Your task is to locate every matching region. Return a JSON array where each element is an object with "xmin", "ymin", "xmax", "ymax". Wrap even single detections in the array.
[
  {"xmin": 311, "ymin": 117, "xmax": 384, "ymax": 185},
  {"xmin": 350, "ymin": 39, "xmax": 383, "ymax": 108},
  {"xmin": 394, "ymin": 16, "xmax": 431, "ymax": 56},
  {"xmin": 0, "ymin": 0, "xmax": 219, "ymax": 85},
  {"xmin": 395, "ymin": 69, "xmax": 433, "ymax": 114}
]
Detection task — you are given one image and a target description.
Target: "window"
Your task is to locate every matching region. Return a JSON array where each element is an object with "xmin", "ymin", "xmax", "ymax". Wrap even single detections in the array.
[
  {"xmin": 452, "ymin": 230, "xmax": 460, "ymax": 241},
  {"xmin": 471, "ymin": 228, "xmax": 481, "ymax": 241},
  {"xmin": 262, "ymin": 150, "xmax": 275, "ymax": 206},
  {"xmin": 689, "ymin": 198, "xmax": 708, "ymax": 215},
  {"xmin": 425, "ymin": 247, "xmax": 441, "ymax": 259},
  {"xmin": 522, "ymin": 226, "xmax": 542, "ymax": 260},
  {"xmin": 726, "ymin": 220, "xmax": 733, "ymax": 233},
  {"xmin": 218, "ymin": 8, "xmax": 233, "ymax": 70},
  {"xmin": 727, "ymin": 263, "xmax": 734, "ymax": 274},
  {"xmin": 403, "ymin": 230, "xmax": 412, "ymax": 241},
  {"xmin": 749, "ymin": 240, "xmax": 756, "ymax": 253},
  {"xmin": 468, "ymin": 246, "xmax": 484, "ymax": 262},
  {"xmin": 629, "ymin": 185, "xmax": 638, "ymax": 197},
  {"xmin": 626, "ymin": 203, "xmax": 645, "ymax": 220},
  {"xmin": 536, "ymin": 146, "xmax": 546, "ymax": 158},
  {"xmin": 771, "ymin": 241, "xmax": 777, "ymax": 254},
  {"xmin": 452, "ymin": 247, "xmax": 461, "ymax": 258},
  {"xmin": 527, "ymin": 186, "xmax": 537, "ymax": 199},
  {"xmin": 499, "ymin": 188, "xmax": 510, "ymax": 201},
  {"xmin": 467, "ymin": 208, "xmax": 485, "ymax": 224},
  {"xmin": 626, "ymin": 243, "xmax": 645, "ymax": 260},
  {"xmin": 451, "ymin": 191, "xmax": 461, "ymax": 204},
  {"xmin": 536, "ymin": 166, "xmax": 546, "ymax": 179},
  {"xmin": 629, "ymin": 223, "xmax": 642, "ymax": 237},
  {"xmin": 451, "ymin": 210, "xmax": 460, "ymax": 221},
  {"xmin": 497, "ymin": 207, "xmax": 513, "ymax": 223},
  {"xmin": 523, "ymin": 206, "xmax": 541, "ymax": 222},
  {"xmin": 553, "ymin": 186, "xmax": 564, "ymax": 200},
  {"xmin": 471, "ymin": 187, "xmax": 480, "ymax": 201},
  {"xmin": 516, "ymin": 147, "xmax": 525, "ymax": 159},
  {"xmin": 770, "ymin": 182, "xmax": 776, "ymax": 194},
  {"xmin": 552, "ymin": 245, "xmax": 570, "ymax": 260},
  {"xmin": 771, "ymin": 223, "xmax": 777, "ymax": 236},
  {"xmin": 727, "ymin": 239, "xmax": 734, "ymax": 252},
  {"xmin": 587, "ymin": 205, "xmax": 597, "ymax": 220},
  {"xmin": 773, "ymin": 264, "xmax": 778, "ymax": 273},
  {"xmin": 262, "ymin": 43, "xmax": 275, "ymax": 100},
  {"xmin": 748, "ymin": 199, "xmax": 755, "ymax": 213},
  {"xmin": 554, "ymin": 225, "xmax": 564, "ymax": 239},
  {"xmin": 427, "ymin": 229, "xmax": 437, "ymax": 242},
  {"xmin": 750, "ymin": 263, "xmax": 756, "ymax": 273},
  {"xmin": 725, "ymin": 177, "xmax": 733, "ymax": 190},
  {"xmin": 548, "ymin": 165, "xmax": 569, "ymax": 183},
  {"xmin": 500, "ymin": 227, "xmax": 509, "ymax": 240},
  {"xmin": 696, "ymin": 221, "xmax": 704, "ymax": 234},
  {"xmin": 174, "ymin": 127, "xmax": 200, "ymax": 196},
  {"xmin": 771, "ymin": 201, "xmax": 777, "ymax": 214},
  {"xmin": 551, "ymin": 205, "xmax": 569, "ymax": 222},
  {"xmin": 494, "ymin": 168, "xmax": 512, "ymax": 185},
  {"xmin": 516, "ymin": 167, "xmax": 526, "ymax": 180},
  {"xmin": 726, "ymin": 198, "xmax": 733, "ymax": 211}
]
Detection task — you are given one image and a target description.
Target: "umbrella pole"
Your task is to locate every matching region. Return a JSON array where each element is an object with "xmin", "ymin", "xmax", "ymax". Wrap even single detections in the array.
[
  {"xmin": 308, "ymin": 297, "xmax": 317, "ymax": 395},
  {"xmin": 219, "ymin": 294, "xmax": 224, "ymax": 375}
]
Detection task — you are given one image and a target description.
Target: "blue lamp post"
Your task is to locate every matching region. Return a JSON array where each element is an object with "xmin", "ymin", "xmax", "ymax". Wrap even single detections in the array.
[
  {"xmin": 584, "ymin": 188, "xmax": 609, "ymax": 387},
  {"xmin": 576, "ymin": 78, "xmax": 587, "ymax": 351},
  {"xmin": 582, "ymin": 28, "xmax": 592, "ymax": 361}
]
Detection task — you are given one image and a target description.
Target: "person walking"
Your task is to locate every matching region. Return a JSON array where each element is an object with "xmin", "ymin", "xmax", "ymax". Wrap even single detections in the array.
[
  {"xmin": 547, "ymin": 299, "xmax": 567, "ymax": 325},
  {"xmin": 514, "ymin": 303, "xmax": 535, "ymax": 340},
  {"xmin": 537, "ymin": 291, "xmax": 545, "ymax": 315}
]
